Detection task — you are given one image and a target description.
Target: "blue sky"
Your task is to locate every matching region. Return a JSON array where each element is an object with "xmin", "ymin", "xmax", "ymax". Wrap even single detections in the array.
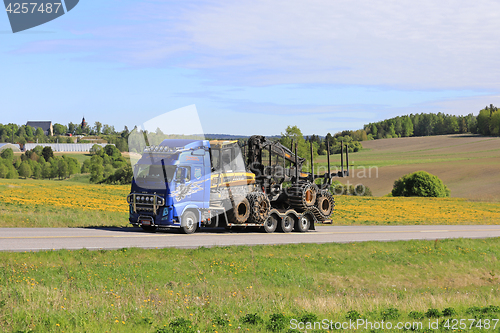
[{"xmin": 2, "ymin": 0, "xmax": 500, "ymax": 136}]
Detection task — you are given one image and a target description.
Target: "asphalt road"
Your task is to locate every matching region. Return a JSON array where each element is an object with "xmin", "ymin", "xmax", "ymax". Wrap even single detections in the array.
[{"xmin": 1, "ymin": 225, "xmax": 499, "ymax": 252}]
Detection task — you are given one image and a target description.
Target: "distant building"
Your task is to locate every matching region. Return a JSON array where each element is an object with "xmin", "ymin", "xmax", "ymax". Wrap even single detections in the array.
[
  {"xmin": 0, "ymin": 143, "xmax": 21, "ymax": 152},
  {"xmin": 26, "ymin": 121, "xmax": 53, "ymax": 136},
  {"xmin": 23, "ymin": 143, "xmax": 114, "ymax": 152},
  {"xmin": 81, "ymin": 117, "xmax": 87, "ymax": 129}
]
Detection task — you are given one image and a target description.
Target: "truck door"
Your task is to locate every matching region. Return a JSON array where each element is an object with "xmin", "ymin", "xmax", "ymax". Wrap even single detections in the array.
[{"xmin": 174, "ymin": 166, "xmax": 192, "ymax": 201}]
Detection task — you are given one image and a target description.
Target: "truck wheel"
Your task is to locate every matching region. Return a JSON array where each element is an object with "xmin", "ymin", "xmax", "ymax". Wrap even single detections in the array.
[
  {"xmin": 295, "ymin": 213, "xmax": 312, "ymax": 232},
  {"xmin": 278, "ymin": 213, "xmax": 295, "ymax": 233},
  {"xmin": 263, "ymin": 213, "xmax": 279, "ymax": 233},
  {"xmin": 181, "ymin": 211, "xmax": 198, "ymax": 234}
]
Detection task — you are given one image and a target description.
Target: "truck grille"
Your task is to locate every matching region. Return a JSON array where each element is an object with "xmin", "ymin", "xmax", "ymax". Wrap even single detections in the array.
[{"xmin": 127, "ymin": 194, "xmax": 165, "ymax": 214}]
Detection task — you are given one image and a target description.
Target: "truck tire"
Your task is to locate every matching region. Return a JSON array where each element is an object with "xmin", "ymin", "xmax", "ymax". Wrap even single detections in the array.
[
  {"xmin": 263, "ymin": 213, "xmax": 279, "ymax": 233},
  {"xmin": 181, "ymin": 211, "xmax": 198, "ymax": 234},
  {"xmin": 278, "ymin": 213, "xmax": 295, "ymax": 233},
  {"xmin": 295, "ymin": 213, "xmax": 313, "ymax": 232},
  {"xmin": 248, "ymin": 192, "xmax": 270, "ymax": 223}
]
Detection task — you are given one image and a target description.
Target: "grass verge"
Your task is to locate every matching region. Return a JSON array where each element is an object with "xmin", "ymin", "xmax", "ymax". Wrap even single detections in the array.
[{"xmin": 1, "ymin": 238, "xmax": 499, "ymax": 332}]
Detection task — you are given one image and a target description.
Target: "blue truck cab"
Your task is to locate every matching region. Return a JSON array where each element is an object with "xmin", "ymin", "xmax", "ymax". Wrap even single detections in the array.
[
  {"xmin": 127, "ymin": 139, "xmax": 212, "ymax": 233},
  {"xmin": 127, "ymin": 138, "xmax": 254, "ymax": 233}
]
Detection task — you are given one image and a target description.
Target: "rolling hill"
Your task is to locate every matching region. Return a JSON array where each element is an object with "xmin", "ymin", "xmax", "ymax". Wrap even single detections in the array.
[{"xmin": 319, "ymin": 134, "xmax": 500, "ymax": 200}]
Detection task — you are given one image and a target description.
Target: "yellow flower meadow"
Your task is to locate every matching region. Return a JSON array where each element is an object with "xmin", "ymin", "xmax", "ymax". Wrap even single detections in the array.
[
  {"xmin": 0, "ymin": 179, "xmax": 129, "ymax": 213},
  {"xmin": 0, "ymin": 179, "xmax": 499, "ymax": 225},
  {"xmin": 333, "ymin": 196, "xmax": 500, "ymax": 225}
]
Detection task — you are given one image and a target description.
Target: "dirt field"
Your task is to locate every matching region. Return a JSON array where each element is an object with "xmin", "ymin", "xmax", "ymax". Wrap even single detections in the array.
[{"xmin": 319, "ymin": 134, "xmax": 500, "ymax": 200}]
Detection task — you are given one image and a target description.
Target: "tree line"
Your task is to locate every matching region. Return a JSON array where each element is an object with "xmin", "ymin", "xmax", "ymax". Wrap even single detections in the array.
[
  {"xmin": 279, "ymin": 125, "xmax": 363, "ymax": 159},
  {"xmin": 0, "ymin": 122, "xmax": 130, "ymax": 152},
  {"xmin": 363, "ymin": 105, "xmax": 500, "ymax": 139},
  {"xmin": 0, "ymin": 145, "xmax": 132, "ymax": 184},
  {"xmin": 0, "ymin": 146, "xmax": 79, "ymax": 180},
  {"xmin": 82, "ymin": 144, "xmax": 132, "ymax": 184}
]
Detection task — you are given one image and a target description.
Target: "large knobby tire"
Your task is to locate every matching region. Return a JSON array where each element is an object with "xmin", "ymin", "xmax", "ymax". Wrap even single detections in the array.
[
  {"xmin": 228, "ymin": 198, "xmax": 251, "ymax": 224},
  {"xmin": 295, "ymin": 213, "xmax": 313, "ymax": 232},
  {"xmin": 263, "ymin": 213, "xmax": 279, "ymax": 233},
  {"xmin": 288, "ymin": 182, "xmax": 318, "ymax": 211},
  {"xmin": 248, "ymin": 192, "xmax": 271, "ymax": 223},
  {"xmin": 316, "ymin": 191, "xmax": 335, "ymax": 219},
  {"xmin": 181, "ymin": 211, "xmax": 198, "ymax": 234}
]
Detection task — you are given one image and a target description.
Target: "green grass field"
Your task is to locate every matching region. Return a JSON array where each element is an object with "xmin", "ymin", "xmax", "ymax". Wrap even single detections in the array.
[{"xmin": 1, "ymin": 238, "xmax": 499, "ymax": 332}]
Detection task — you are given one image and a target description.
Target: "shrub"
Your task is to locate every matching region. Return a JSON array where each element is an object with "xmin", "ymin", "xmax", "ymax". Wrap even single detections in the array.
[
  {"xmin": 380, "ymin": 307, "xmax": 400, "ymax": 320},
  {"xmin": 465, "ymin": 306, "xmax": 481, "ymax": 315},
  {"xmin": 241, "ymin": 313, "xmax": 263, "ymax": 325},
  {"xmin": 330, "ymin": 181, "xmax": 373, "ymax": 196},
  {"xmin": 156, "ymin": 318, "xmax": 196, "ymax": 333},
  {"xmin": 19, "ymin": 161, "xmax": 32, "ymax": 179},
  {"xmin": 101, "ymin": 165, "xmax": 132, "ymax": 184},
  {"xmin": 392, "ymin": 171, "xmax": 450, "ymax": 197},
  {"xmin": 408, "ymin": 311, "xmax": 424, "ymax": 319},
  {"xmin": 483, "ymin": 305, "xmax": 500, "ymax": 314},
  {"xmin": 212, "ymin": 315, "xmax": 229, "ymax": 327},
  {"xmin": 442, "ymin": 307, "xmax": 457, "ymax": 316},
  {"xmin": 266, "ymin": 313, "xmax": 287, "ymax": 332},
  {"xmin": 0, "ymin": 163, "xmax": 8, "ymax": 178},
  {"xmin": 41, "ymin": 146, "xmax": 54, "ymax": 161},
  {"xmin": 345, "ymin": 310, "xmax": 361, "ymax": 320},
  {"xmin": 425, "ymin": 308, "xmax": 441, "ymax": 318},
  {"xmin": 0, "ymin": 148, "xmax": 13, "ymax": 160},
  {"xmin": 299, "ymin": 312, "xmax": 318, "ymax": 323}
]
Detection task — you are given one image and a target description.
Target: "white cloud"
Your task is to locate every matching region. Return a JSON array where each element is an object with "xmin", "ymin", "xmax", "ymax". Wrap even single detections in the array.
[
  {"xmin": 177, "ymin": 0, "xmax": 500, "ymax": 89},
  {"xmin": 14, "ymin": 0, "xmax": 500, "ymax": 90}
]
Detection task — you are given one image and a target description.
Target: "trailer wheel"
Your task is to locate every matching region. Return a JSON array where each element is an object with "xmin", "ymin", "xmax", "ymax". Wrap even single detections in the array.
[
  {"xmin": 295, "ymin": 213, "xmax": 312, "ymax": 232},
  {"xmin": 278, "ymin": 213, "xmax": 295, "ymax": 233},
  {"xmin": 263, "ymin": 213, "xmax": 279, "ymax": 233},
  {"xmin": 181, "ymin": 211, "xmax": 198, "ymax": 234}
]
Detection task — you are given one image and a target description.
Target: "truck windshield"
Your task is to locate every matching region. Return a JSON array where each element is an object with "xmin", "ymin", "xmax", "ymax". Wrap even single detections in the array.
[{"xmin": 134, "ymin": 164, "xmax": 177, "ymax": 189}]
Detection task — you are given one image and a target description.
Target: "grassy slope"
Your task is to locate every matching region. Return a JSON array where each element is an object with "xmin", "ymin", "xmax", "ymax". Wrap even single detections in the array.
[
  {"xmin": 316, "ymin": 134, "xmax": 500, "ymax": 200},
  {"xmin": 1, "ymin": 239, "xmax": 499, "ymax": 332}
]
